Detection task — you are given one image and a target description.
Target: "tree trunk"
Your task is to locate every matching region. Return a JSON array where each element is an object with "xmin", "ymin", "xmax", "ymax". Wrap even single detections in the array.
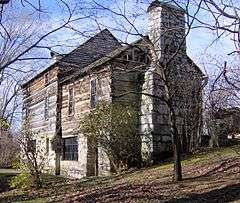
[
  {"xmin": 55, "ymin": 83, "xmax": 62, "ymax": 176},
  {"xmin": 86, "ymin": 137, "xmax": 98, "ymax": 176},
  {"xmin": 34, "ymin": 170, "xmax": 42, "ymax": 188},
  {"xmin": 170, "ymin": 106, "xmax": 182, "ymax": 182},
  {"xmin": 172, "ymin": 135, "xmax": 182, "ymax": 181},
  {"xmin": 55, "ymin": 152, "xmax": 61, "ymax": 175}
]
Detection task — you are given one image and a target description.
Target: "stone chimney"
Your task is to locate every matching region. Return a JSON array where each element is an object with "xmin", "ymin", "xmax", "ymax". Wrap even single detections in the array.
[{"xmin": 147, "ymin": 0, "xmax": 186, "ymax": 62}]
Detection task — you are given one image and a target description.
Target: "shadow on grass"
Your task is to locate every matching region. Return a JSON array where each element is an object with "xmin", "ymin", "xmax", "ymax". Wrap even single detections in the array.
[
  {"xmin": 49, "ymin": 181, "xmax": 240, "ymax": 203},
  {"xmin": 184, "ymin": 158, "xmax": 240, "ymax": 181},
  {"xmin": 165, "ymin": 183, "xmax": 240, "ymax": 203},
  {"xmin": 1, "ymin": 145, "xmax": 240, "ymax": 203}
]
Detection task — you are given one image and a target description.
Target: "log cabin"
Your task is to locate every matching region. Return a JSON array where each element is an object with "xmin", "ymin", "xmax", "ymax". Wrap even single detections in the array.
[{"xmin": 22, "ymin": 1, "xmax": 204, "ymax": 178}]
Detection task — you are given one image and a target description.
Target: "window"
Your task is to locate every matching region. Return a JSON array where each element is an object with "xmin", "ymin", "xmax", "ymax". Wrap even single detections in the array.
[
  {"xmin": 46, "ymin": 138, "xmax": 49, "ymax": 155},
  {"xmin": 90, "ymin": 79, "xmax": 97, "ymax": 108},
  {"xmin": 121, "ymin": 49, "xmax": 150, "ymax": 64},
  {"xmin": 26, "ymin": 85, "xmax": 30, "ymax": 96},
  {"xmin": 68, "ymin": 87, "xmax": 75, "ymax": 115},
  {"xmin": 28, "ymin": 140, "xmax": 36, "ymax": 153},
  {"xmin": 24, "ymin": 107, "xmax": 30, "ymax": 118},
  {"xmin": 62, "ymin": 137, "xmax": 78, "ymax": 161},
  {"xmin": 133, "ymin": 49, "xmax": 141, "ymax": 61},
  {"xmin": 127, "ymin": 52, "xmax": 133, "ymax": 61},
  {"xmin": 45, "ymin": 72, "xmax": 49, "ymax": 85},
  {"xmin": 44, "ymin": 96, "xmax": 49, "ymax": 120}
]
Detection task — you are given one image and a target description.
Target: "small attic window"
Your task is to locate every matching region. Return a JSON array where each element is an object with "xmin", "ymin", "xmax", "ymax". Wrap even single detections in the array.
[
  {"xmin": 127, "ymin": 52, "xmax": 133, "ymax": 61},
  {"xmin": 45, "ymin": 72, "xmax": 49, "ymax": 85},
  {"xmin": 121, "ymin": 50, "xmax": 135, "ymax": 61},
  {"xmin": 134, "ymin": 49, "xmax": 142, "ymax": 61},
  {"xmin": 121, "ymin": 49, "xmax": 150, "ymax": 64},
  {"xmin": 123, "ymin": 54, "xmax": 128, "ymax": 60},
  {"xmin": 68, "ymin": 87, "xmax": 75, "ymax": 115}
]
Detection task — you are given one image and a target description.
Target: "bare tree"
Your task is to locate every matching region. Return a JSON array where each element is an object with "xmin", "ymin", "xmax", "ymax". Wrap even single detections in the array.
[
  {"xmin": 193, "ymin": 0, "xmax": 240, "ymax": 101},
  {"xmin": 0, "ymin": 0, "xmax": 93, "ymax": 75},
  {"xmin": 199, "ymin": 0, "xmax": 240, "ymax": 55},
  {"xmin": 11, "ymin": 119, "xmax": 49, "ymax": 189},
  {"xmin": 203, "ymin": 56, "xmax": 240, "ymax": 147},
  {"xmin": 0, "ymin": 118, "xmax": 19, "ymax": 168}
]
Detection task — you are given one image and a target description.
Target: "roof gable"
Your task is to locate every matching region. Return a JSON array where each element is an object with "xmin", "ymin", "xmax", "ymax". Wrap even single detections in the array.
[
  {"xmin": 22, "ymin": 29, "xmax": 121, "ymax": 87},
  {"xmin": 60, "ymin": 29, "xmax": 122, "ymax": 69}
]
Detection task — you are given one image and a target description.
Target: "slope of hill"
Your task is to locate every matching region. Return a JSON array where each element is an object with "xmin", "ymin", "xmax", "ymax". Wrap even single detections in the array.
[{"xmin": 1, "ymin": 145, "xmax": 240, "ymax": 203}]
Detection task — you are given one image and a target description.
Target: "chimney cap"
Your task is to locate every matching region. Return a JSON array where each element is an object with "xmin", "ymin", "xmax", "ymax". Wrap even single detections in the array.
[{"xmin": 147, "ymin": 0, "xmax": 185, "ymax": 13}]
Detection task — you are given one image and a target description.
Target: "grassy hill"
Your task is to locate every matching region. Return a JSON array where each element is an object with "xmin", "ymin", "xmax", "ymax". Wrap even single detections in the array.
[{"xmin": 1, "ymin": 145, "xmax": 240, "ymax": 203}]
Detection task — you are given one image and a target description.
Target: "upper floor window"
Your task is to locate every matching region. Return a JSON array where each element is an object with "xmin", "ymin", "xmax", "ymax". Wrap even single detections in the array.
[
  {"xmin": 26, "ymin": 85, "xmax": 31, "ymax": 96},
  {"xmin": 62, "ymin": 137, "xmax": 78, "ymax": 161},
  {"xmin": 122, "ymin": 49, "xmax": 150, "ymax": 64},
  {"xmin": 27, "ymin": 140, "xmax": 36, "ymax": 153},
  {"xmin": 44, "ymin": 96, "xmax": 49, "ymax": 120},
  {"xmin": 90, "ymin": 79, "xmax": 97, "ymax": 109},
  {"xmin": 46, "ymin": 138, "xmax": 50, "ymax": 155},
  {"xmin": 68, "ymin": 87, "xmax": 75, "ymax": 115},
  {"xmin": 45, "ymin": 72, "xmax": 49, "ymax": 85}
]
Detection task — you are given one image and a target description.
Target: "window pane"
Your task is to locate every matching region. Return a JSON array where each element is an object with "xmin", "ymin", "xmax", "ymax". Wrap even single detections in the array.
[
  {"xmin": 46, "ymin": 138, "xmax": 49, "ymax": 155},
  {"xmin": 90, "ymin": 80, "xmax": 97, "ymax": 108},
  {"xmin": 91, "ymin": 80, "xmax": 96, "ymax": 94},
  {"xmin": 63, "ymin": 137, "xmax": 78, "ymax": 161},
  {"xmin": 45, "ymin": 73, "xmax": 49, "ymax": 84},
  {"xmin": 68, "ymin": 88, "xmax": 75, "ymax": 115},
  {"xmin": 28, "ymin": 140, "xmax": 36, "ymax": 153}
]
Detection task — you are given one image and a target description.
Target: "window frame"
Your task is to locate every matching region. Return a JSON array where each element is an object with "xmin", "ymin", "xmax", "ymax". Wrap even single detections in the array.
[
  {"xmin": 27, "ymin": 140, "xmax": 36, "ymax": 153},
  {"xmin": 90, "ymin": 79, "xmax": 97, "ymax": 109},
  {"xmin": 44, "ymin": 72, "xmax": 49, "ymax": 85},
  {"xmin": 68, "ymin": 86, "xmax": 75, "ymax": 116},
  {"xmin": 44, "ymin": 95, "xmax": 50, "ymax": 120},
  {"xmin": 62, "ymin": 137, "xmax": 78, "ymax": 161},
  {"xmin": 46, "ymin": 138, "xmax": 50, "ymax": 155}
]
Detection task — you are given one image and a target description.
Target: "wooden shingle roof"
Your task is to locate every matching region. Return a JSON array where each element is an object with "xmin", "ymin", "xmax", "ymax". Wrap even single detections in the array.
[
  {"xmin": 60, "ymin": 29, "xmax": 122, "ymax": 69},
  {"xmin": 22, "ymin": 29, "xmax": 121, "ymax": 87}
]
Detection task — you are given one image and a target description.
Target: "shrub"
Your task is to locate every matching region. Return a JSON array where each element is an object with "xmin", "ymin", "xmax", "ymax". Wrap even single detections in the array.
[
  {"xmin": 10, "ymin": 172, "xmax": 34, "ymax": 190},
  {"xmin": 79, "ymin": 102, "xmax": 141, "ymax": 173}
]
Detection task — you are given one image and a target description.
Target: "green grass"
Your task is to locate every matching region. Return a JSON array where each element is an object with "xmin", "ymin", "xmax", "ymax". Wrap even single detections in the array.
[{"xmin": 141, "ymin": 145, "xmax": 240, "ymax": 171}]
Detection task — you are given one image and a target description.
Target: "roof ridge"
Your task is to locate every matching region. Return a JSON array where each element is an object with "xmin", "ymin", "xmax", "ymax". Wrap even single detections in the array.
[{"xmin": 60, "ymin": 29, "xmax": 120, "ymax": 61}]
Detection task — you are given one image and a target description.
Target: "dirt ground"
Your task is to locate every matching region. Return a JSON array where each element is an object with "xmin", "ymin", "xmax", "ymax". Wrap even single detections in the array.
[{"xmin": 0, "ymin": 146, "xmax": 240, "ymax": 203}]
